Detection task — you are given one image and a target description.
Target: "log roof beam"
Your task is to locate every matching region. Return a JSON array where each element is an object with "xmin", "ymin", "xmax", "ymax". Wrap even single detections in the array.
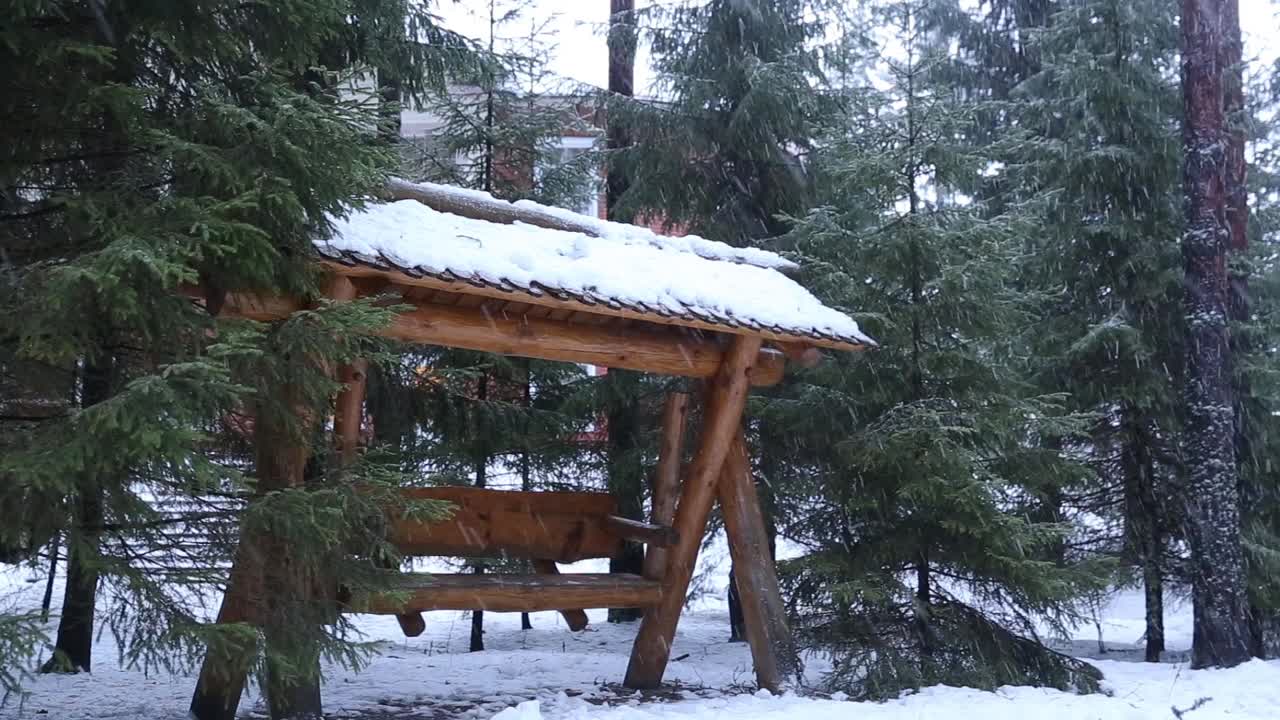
[{"xmin": 211, "ymin": 289, "xmax": 789, "ymax": 386}]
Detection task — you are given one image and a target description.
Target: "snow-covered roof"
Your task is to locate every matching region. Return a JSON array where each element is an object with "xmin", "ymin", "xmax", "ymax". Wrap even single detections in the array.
[{"xmin": 316, "ymin": 180, "xmax": 873, "ymax": 350}]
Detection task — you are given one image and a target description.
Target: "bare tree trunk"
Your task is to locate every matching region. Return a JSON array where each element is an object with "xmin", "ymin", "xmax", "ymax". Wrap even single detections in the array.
[
  {"xmin": 520, "ymin": 361, "xmax": 534, "ymax": 632},
  {"xmin": 727, "ymin": 569, "xmax": 746, "ymax": 642},
  {"xmin": 1179, "ymin": 0, "xmax": 1251, "ymax": 669},
  {"xmin": 602, "ymin": 5, "xmax": 646, "ymax": 622},
  {"xmin": 1219, "ymin": 0, "xmax": 1265, "ymax": 660},
  {"xmin": 1122, "ymin": 411, "xmax": 1165, "ymax": 662},
  {"xmin": 606, "ymin": 371, "xmax": 645, "ymax": 623},
  {"xmin": 471, "ymin": 373, "xmax": 489, "ymax": 652},
  {"xmin": 40, "ymin": 533, "xmax": 59, "ymax": 623},
  {"xmin": 40, "ymin": 357, "xmax": 113, "ymax": 673},
  {"xmin": 606, "ymin": 0, "xmax": 636, "ymax": 221}
]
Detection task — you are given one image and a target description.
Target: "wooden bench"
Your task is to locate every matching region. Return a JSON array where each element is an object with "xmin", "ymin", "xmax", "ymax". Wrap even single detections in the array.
[{"xmin": 347, "ymin": 487, "xmax": 677, "ymax": 634}]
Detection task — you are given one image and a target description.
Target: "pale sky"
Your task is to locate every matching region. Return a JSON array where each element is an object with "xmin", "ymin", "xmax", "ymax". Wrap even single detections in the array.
[
  {"xmin": 433, "ymin": 0, "xmax": 1280, "ymax": 92},
  {"xmin": 431, "ymin": 0, "xmax": 651, "ymax": 93}
]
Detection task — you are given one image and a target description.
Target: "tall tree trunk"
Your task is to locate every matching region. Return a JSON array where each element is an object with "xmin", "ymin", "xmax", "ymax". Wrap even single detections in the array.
[
  {"xmin": 520, "ymin": 361, "xmax": 533, "ymax": 632},
  {"xmin": 481, "ymin": 0, "xmax": 497, "ymax": 195},
  {"xmin": 40, "ymin": 533, "xmax": 59, "ymax": 623},
  {"xmin": 1219, "ymin": 0, "xmax": 1264, "ymax": 660},
  {"xmin": 603, "ymin": 5, "xmax": 644, "ymax": 623},
  {"xmin": 471, "ymin": 372, "xmax": 490, "ymax": 652},
  {"xmin": 1123, "ymin": 411, "xmax": 1165, "ymax": 662},
  {"xmin": 916, "ymin": 550, "xmax": 933, "ymax": 656},
  {"xmin": 41, "ymin": 357, "xmax": 113, "ymax": 673},
  {"xmin": 1179, "ymin": 0, "xmax": 1251, "ymax": 669},
  {"xmin": 727, "ymin": 568, "xmax": 746, "ymax": 642},
  {"xmin": 606, "ymin": 0, "xmax": 636, "ymax": 221},
  {"xmin": 606, "ymin": 371, "xmax": 645, "ymax": 623}
]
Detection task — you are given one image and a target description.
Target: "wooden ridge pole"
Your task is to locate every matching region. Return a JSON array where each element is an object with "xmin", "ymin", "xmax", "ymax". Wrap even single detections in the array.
[
  {"xmin": 643, "ymin": 392, "xmax": 689, "ymax": 580},
  {"xmin": 718, "ymin": 431, "xmax": 801, "ymax": 691},
  {"xmin": 624, "ymin": 337, "xmax": 762, "ymax": 689}
]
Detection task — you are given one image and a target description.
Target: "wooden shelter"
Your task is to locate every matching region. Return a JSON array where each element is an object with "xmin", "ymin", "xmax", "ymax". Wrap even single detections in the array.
[{"xmin": 190, "ymin": 180, "xmax": 872, "ymax": 719}]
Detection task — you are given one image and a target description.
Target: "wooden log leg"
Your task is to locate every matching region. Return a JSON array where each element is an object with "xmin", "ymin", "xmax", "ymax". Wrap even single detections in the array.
[
  {"xmin": 624, "ymin": 337, "xmax": 763, "ymax": 689},
  {"xmin": 257, "ymin": 422, "xmax": 324, "ymax": 720},
  {"xmin": 718, "ymin": 431, "xmax": 801, "ymax": 692},
  {"xmin": 332, "ymin": 275, "xmax": 424, "ymax": 636},
  {"xmin": 333, "ymin": 359, "xmax": 368, "ymax": 466},
  {"xmin": 644, "ymin": 392, "xmax": 689, "ymax": 581},
  {"xmin": 335, "ymin": 353, "xmax": 427, "ymax": 638},
  {"xmin": 532, "ymin": 560, "xmax": 591, "ymax": 631},
  {"xmin": 190, "ymin": 550, "xmax": 262, "ymax": 720}
]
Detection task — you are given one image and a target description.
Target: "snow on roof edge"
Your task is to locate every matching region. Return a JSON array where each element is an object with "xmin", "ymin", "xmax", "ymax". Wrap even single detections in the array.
[{"xmin": 321, "ymin": 199, "xmax": 875, "ymax": 349}]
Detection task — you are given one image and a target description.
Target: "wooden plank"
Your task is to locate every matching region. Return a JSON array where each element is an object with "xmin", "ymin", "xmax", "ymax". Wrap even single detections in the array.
[
  {"xmin": 603, "ymin": 515, "xmax": 678, "ymax": 548},
  {"xmin": 321, "ymin": 260, "xmax": 868, "ymax": 353},
  {"xmin": 390, "ymin": 488, "xmax": 621, "ymax": 562},
  {"xmin": 624, "ymin": 337, "xmax": 763, "ymax": 689},
  {"xmin": 350, "ymin": 573, "xmax": 662, "ymax": 614},
  {"xmin": 718, "ymin": 432, "xmax": 801, "ymax": 692},
  {"xmin": 213, "ymin": 291, "xmax": 788, "ymax": 386},
  {"xmin": 644, "ymin": 392, "xmax": 689, "ymax": 580},
  {"xmin": 532, "ymin": 559, "xmax": 590, "ymax": 631}
]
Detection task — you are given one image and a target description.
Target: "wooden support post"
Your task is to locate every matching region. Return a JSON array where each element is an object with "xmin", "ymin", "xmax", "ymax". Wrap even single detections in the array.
[
  {"xmin": 193, "ymin": 274, "xmax": 363, "ymax": 720},
  {"xmin": 189, "ymin": 551, "xmax": 262, "ymax": 720},
  {"xmin": 531, "ymin": 560, "xmax": 591, "ymax": 631},
  {"xmin": 329, "ymin": 275, "xmax": 427, "ymax": 640},
  {"xmin": 718, "ymin": 431, "xmax": 801, "ymax": 692},
  {"xmin": 333, "ymin": 360, "xmax": 367, "ymax": 467},
  {"xmin": 644, "ymin": 392, "xmax": 688, "ymax": 580},
  {"xmin": 191, "ymin": 395, "xmax": 321, "ymax": 720},
  {"xmin": 624, "ymin": 337, "xmax": 762, "ymax": 689}
]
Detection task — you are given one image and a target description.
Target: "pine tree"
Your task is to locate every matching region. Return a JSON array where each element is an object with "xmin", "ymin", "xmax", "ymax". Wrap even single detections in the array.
[
  {"xmin": 770, "ymin": 0, "xmax": 1107, "ymax": 697},
  {"xmin": 995, "ymin": 0, "xmax": 1185, "ymax": 662},
  {"xmin": 611, "ymin": 0, "xmax": 830, "ymax": 243},
  {"xmin": 612, "ymin": 0, "xmax": 837, "ymax": 637},
  {"xmin": 1, "ymin": 0, "xmax": 473, "ymax": 708},
  {"xmin": 404, "ymin": 0, "xmax": 597, "ymax": 210}
]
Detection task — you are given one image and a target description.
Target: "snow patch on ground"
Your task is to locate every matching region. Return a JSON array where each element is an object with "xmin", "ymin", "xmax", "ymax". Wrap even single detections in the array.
[{"xmin": 3, "ymin": 536, "xmax": 1278, "ymax": 719}]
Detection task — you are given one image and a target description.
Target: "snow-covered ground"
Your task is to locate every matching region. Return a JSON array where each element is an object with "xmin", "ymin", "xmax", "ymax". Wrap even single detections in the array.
[{"xmin": 2, "ymin": 536, "xmax": 1277, "ymax": 720}]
